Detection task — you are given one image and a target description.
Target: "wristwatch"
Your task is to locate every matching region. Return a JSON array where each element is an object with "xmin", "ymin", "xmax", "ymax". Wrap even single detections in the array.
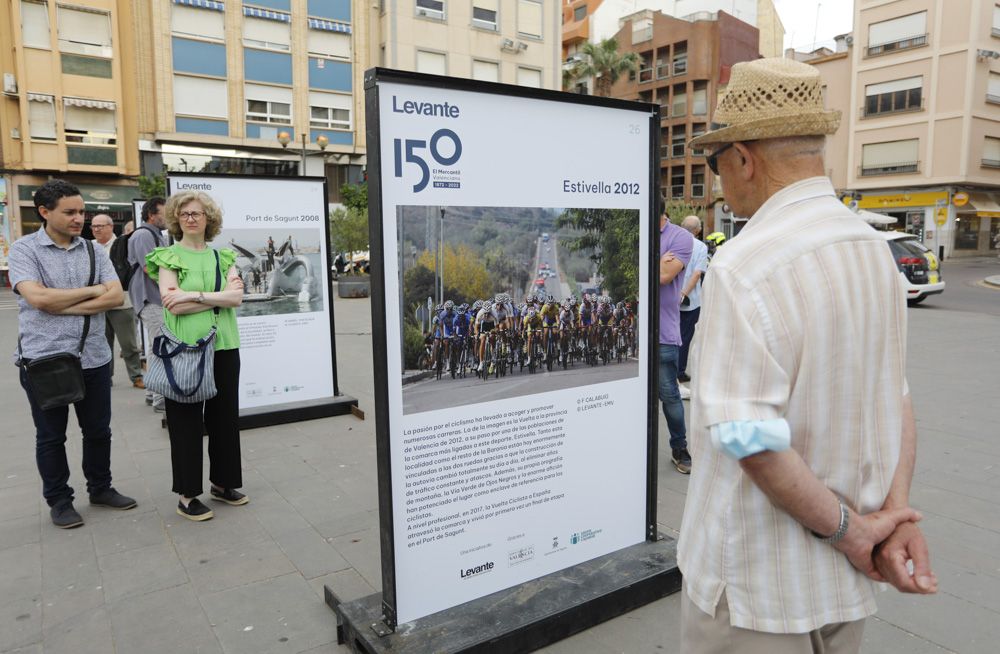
[
  {"xmin": 812, "ymin": 498, "xmax": 849, "ymax": 544},
  {"xmin": 196, "ymin": 292, "xmax": 205, "ymax": 303}
]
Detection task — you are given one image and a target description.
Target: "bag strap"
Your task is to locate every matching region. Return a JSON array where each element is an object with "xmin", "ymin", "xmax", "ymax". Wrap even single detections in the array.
[
  {"xmin": 78, "ymin": 239, "xmax": 95, "ymax": 355},
  {"xmin": 213, "ymin": 249, "xmax": 221, "ymax": 316}
]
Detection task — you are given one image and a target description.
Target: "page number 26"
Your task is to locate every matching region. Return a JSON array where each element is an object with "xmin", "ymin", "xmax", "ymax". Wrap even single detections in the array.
[{"xmin": 628, "ymin": 124, "xmax": 641, "ymax": 135}]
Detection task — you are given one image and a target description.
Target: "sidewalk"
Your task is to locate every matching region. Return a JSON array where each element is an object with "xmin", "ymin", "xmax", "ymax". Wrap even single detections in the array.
[{"xmin": 2, "ymin": 276, "xmax": 999, "ymax": 653}]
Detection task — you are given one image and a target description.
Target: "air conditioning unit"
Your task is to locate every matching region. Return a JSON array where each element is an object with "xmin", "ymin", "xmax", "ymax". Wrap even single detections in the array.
[
  {"xmin": 2, "ymin": 73, "xmax": 17, "ymax": 95},
  {"xmin": 845, "ymin": 35, "xmax": 854, "ymax": 46}
]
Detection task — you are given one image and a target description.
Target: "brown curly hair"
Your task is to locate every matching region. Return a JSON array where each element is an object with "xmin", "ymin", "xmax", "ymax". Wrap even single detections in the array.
[{"xmin": 163, "ymin": 191, "xmax": 223, "ymax": 241}]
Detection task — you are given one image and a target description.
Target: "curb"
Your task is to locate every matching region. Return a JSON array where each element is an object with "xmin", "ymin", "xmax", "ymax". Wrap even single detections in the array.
[
  {"xmin": 984, "ymin": 275, "xmax": 1000, "ymax": 289},
  {"xmin": 402, "ymin": 371, "xmax": 435, "ymax": 386}
]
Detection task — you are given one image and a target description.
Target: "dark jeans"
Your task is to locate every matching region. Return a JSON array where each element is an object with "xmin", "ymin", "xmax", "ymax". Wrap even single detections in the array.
[
  {"xmin": 165, "ymin": 348, "xmax": 242, "ymax": 497},
  {"xmin": 678, "ymin": 307, "xmax": 701, "ymax": 377},
  {"xmin": 658, "ymin": 344, "xmax": 687, "ymax": 451},
  {"xmin": 19, "ymin": 361, "xmax": 113, "ymax": 507}
]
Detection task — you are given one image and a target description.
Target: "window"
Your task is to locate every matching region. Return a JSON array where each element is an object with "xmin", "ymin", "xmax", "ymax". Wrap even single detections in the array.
[
  {"xmin": 174, "ymin": 75, "xmax": 228, "ymax": 119},
  {"xmin": 691, "ymin": 123, "xmax": 706, "ymax": 155},
  {"xmin": 27, "ymin": 94, "xmax": 56, "ymax": 140},
  {"xmin": 310, "ymin": 91, "xmax": 351, "ymax": 130},
  {"xmin": 864, "ymin": 77, "xmax": 922, "ymax": 116},
  {"xmin": 672, "ymin": 85, "xmax": 687, "ymax": 117},
  {"xmin": 989, "ymin": 73, "xmax": 1000, "ymax": 104},
  {"xmin": 308, "ymin": 29, "xmax": 350, "ymax": 59},
  {"xmin": 21, "ymin": 0, "xmax": 50, "ymax": 49},
  {"xmin": 691, "ymin": 82, "xmax": 708, "ymax": 115},
  {"xmin": 983, "ymin": 136, "xmax": 1000, "ymax": 168},
  {"xmin": 243, "ymin": 16, "xmax": 291, "ymax": 51},
  {"xmin": 416, "ymin": 50, "xmax": 447, "ymax": 75},
  {"xmin": 473, "ymin": 0, "xmax": 498, "ymax": 30},
  {"xmin": 691, "ymin": 166, "xmax": 705, "ymax": 198},
  {"xmin": 245, "ymin": 83, "xmax": 292, "ymax": 126},
  {"xmin": 671, "ymin": 126, "xmax": 686, "ymax": 158},
  {"xmin": 993, "ymin": 5, "xmax": 1000, "ymax": 37},
  {"xmin": 63, "ymin": 100, "xmax": 116, "ymax": 145},
  {"xmin": 867, "ymin": 12, "xmax": 927, "ymax": 56},
  {"xmin": 574, "ymin": 4, "xmax": 586, "ymax": 21},
  {"xmin": 416, "ymin": 0, "xmax": 445, "ymax": 20},
  {"xmin": 673, "ymin": 42, "xmax": 687, "ymax": 76},
  {"xmin": 860, "ymin": 139, "xmax": 919, "ymax": 176},
  {"xmin": 472, "ymin": 59, "xmax": 499, "ymax": 82},
  {"xmin": 57, "ymin": 5, "xmax": 112, "ymax": 58},
  {"xmin": 517, "ymin": 0, "xmax": 542, "ymax": 39},
  {"xmin": 171, "ymin": 4, "xmax": 224, "ymax": 41},
  {"xmin": 632, "ymin": 17, "xmax": 652, "ymax": 44},
  {"xmin": 670, "ymin": 168, "xmax": 685, "ymax": 199},
  {"xmin": 517, "ymin": 66, "xmax": 542, "ymax": 88},
  {"xmin": 656, "ymin": 56, "xmax": 670, "ymax": 79}
]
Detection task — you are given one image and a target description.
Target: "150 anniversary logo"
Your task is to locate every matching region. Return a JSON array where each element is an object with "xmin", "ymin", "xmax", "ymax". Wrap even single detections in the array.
[{"xmin": 391, "ymin": 96, "xmax": 464, "ymax": 193}]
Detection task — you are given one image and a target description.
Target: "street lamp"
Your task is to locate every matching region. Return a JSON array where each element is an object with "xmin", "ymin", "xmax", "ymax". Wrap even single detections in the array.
[{"xmin": 278, "ymin": 131, "xmax": 329, "ymax": 176}]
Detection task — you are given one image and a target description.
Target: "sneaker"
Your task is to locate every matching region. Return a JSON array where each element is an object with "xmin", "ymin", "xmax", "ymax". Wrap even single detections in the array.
[
  {"xmin": 51, "ymin": 503, "xmax": 84, "ymax": 529},
  {"xmin": 210, "ymin": 487, "xmax": 249, "ymax": 506},
  {"xmin": 671, "ymin": 448, "xmax": 692, "ymax": 475},
  {"xmin": 132, "ymin": 378, "xmax": 145, "ymax": 389},
  {"xmin": 145, "ymin": 396, "xmax": 153, "ymax": 406},
  {"xmin": 89, "ymin": 488, "xmax": 137, "ymax": 510},
  {"xmin": 677, "ymin": 372, "xmax": 691, "ymax": 383},
  {"xmin": 678, "ymin": 384, "xmax": 691, "ymax": 400},
  {"xmin": 477, "ymin": 362, "xmax": 484, "ymax": 372},
  {"xmin": 176, "ymin": 498, "xmax": 214, "ymax": 521},
  {"xmin": 153, "ymin": 403, "xmax": 166, "ymax": 413}
]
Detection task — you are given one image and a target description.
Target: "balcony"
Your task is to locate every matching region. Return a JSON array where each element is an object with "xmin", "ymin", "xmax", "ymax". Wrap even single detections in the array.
[
  {"xmin": 859, "ymin": 161, "xmax": 919, "ymax": 176},
  {"xmin": 563, "ymin": 18, "xmax": 589, "ymax": 45},
  {"xmin": 67, "ymin": 145, "xmax": 117, "ymax": 166},
  {"xmin": 866, "ymin": 34, "xmax": 928, "ymax": 57},
  {"xmin": 982, "ymin": 158, "xmax": 1000, "ymax": 168},
  {"xmin": 670, "ymin": 184, "xmax": 685, "ymax": 198},
  {"xmin": 656, "ymin": 64, "xmax": 670, "ymax": 79},
  {"xmin": 691, "ymin": 184, "xmax": 705, "ymax": 198},
  {"xmin": 639, "ymin": 67, "xmax": 654, "ymax": 83}
]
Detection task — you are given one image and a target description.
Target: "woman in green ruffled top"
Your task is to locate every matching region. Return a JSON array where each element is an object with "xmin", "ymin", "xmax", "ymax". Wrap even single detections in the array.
[{"xmin": 146, "ymin": 190, "xmax": 246, "ymax": 522}]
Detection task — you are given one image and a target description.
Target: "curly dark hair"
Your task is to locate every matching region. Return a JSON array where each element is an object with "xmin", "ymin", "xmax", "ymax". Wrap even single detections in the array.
[
  {"xmin": 33, "ymin": 179, "xmax": 81, "ymax": 222},
  {"xmin": 141, "ymin": 197, "xmax": 166, "ymax": 223}
]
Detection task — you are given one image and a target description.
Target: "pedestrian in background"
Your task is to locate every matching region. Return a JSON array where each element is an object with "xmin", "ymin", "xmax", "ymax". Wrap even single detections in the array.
[
  {"xmin": 676, "ymin": 215, "xmax": 708, "ymax": 399},
  {"xmin": 658, "ymin": 210, "xmax": 693, "ymax": 474},
  {"xmin": 678, "ymin": 58, "xmax": 936, "ymax": 653},
  {"xmin": 9, "ymin": 179, "xmax": 136, "ymax": 529},
  {"xmin": 146, "ymin": 191, "xmax": 246, "ymax": 522},
  {"xmin": 128, "ymin": 197, "xmax": 167, "ymax": 411},
  {"xmin": 90, "ymin": 214, "xmax": 144, "ymax": 388}
]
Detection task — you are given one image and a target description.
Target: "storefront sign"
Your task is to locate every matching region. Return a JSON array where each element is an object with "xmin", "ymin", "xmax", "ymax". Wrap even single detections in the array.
[
  {"xmin": 952, "ymin": 191, "xmax": 969, "ymax": 207},
  {"xmin": 857, "ymin": 191, "xmax": 947, "ymax": 209}
]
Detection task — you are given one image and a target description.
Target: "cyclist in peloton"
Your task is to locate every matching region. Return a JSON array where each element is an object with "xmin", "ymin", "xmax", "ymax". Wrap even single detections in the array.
[
  {"xmin": 538, "ymin": 293, "xmax": 560, "ymax": 355},
  {"xmin": 522, "ymin": 306, "xmax": 542, "ymax": 367},
  {"xmin": 433, "ymin": 300, "xmax": 457, "ymax": 371},
  {"xmin": 452, "ymin": 302, "xmax": 471, "ymax": 371},
  {"xmin": 578, "ymin": 293, "xmax": 596, "ymax": 350},
  {"xmin": 474, "ymin": 300, "xmax": 497, "ymax": 373},
  {"xmin": 557, "ymin": 299, "xmax": 577, "ymax": 364}
]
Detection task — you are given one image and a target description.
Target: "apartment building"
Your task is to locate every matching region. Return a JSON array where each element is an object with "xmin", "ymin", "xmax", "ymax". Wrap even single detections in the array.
[
  {"xmin": 562, "ymin": 0, "xmax": 783, "ymax": 76},
  {"xmin": 815, "ymin": 0, "xmax": 1000, "ymax": 257},
  {"xmin": 606, "ymin": 9, "xmax": 760, "ymax": 231},
  {"xmin": 0, "ymin": 0, "xmax": 140, "ymax": 237},
  {"xmin": 375, "ymin": 0, "xmax": 561, "ymax": 89},
  {"xmin": 134, "ymin": 0, "xmax": 366, "ymax": 205}
]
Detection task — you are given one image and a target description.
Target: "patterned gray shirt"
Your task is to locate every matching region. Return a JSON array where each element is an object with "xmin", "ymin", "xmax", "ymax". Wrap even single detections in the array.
[
  {"xmin": 9, "ymin": 229, "xmax": 117, "ymax": 369},
  {"xmin": 127, "ymin": 224, "xmax": 164, "ymax": 313}
]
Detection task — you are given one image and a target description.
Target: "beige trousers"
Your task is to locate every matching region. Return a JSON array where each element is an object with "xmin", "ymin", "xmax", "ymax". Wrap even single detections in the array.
[{"xmin": 680, "ymin": 582, "xmax": 866, "ymax": 654}]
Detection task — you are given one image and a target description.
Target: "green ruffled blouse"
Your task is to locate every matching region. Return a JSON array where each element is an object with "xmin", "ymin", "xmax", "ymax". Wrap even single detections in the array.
[{"xmin": 146, "ymin": 245, "xmax": 240, "ymax": 350}]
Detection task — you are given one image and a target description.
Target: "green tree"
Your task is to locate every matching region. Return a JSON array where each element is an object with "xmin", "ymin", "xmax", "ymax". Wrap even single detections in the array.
[
  {"xmin": 416, "ymin": 244, "xmax": 492, "ymax": 302},
  {"xmin": 575, "ymin": 38, "xmax": 640, "ymax": 97},
  {"xmin": 557, "ymin": 209, "xmax": 640, "ymax": 301},
  {"xmin": 329, "ymin": 206, "xmax": 369, "ymax": 262},
  {"xmin": 661, "ymin": 200, "xmax": 706, "ymax": 226},
  {"xmin": 137, "ymin": 173, "xmax": 166, "ymax": 198},
  {"xmin": 340, "ymin": 182, "xmax": 368, "ymax": 213}
]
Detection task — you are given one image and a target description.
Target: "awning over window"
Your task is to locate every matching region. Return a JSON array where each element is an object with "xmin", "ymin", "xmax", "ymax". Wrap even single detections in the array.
[
  {"xmin": 308, "ymin": 18, "xmax": 351, "ymax": 34},
  {"xmin": 967, "ymin": 192, "xmax": 1000, "ymax": 215},
  {"xmin": 27, "ymin": 93, "xmax": 54, "ymax": 103},
  {"xmin": 63, "ymin": 97, "xmax": 116, "ymax": 110},
  {"xmin": 243, "ymin": 6, "xmax": 291, "ymax": 22},
  {"xmin": 172, "ymin": 0, "xmax": 225, "ymax": 10}
]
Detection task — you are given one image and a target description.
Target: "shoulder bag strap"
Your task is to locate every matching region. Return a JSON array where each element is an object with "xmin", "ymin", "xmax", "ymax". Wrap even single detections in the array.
[
  {"xmin": 213, "ymin": 249, "xmax": 221, "ymax": 316},
  {"xmin": 78, "ymin": 239, "xmax": 95, "ymax": 356}
]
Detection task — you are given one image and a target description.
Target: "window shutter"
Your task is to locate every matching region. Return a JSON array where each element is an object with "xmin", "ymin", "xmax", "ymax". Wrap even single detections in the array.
[
  {"xmin": 171, "ymin": 4, "xmax": 224, "ymax": 40},
  {"xmin": 865, "ymin": 76, "xmax": 922, "ymax": 96},
  {"xmin": 517, "ymin": 66, "xmax": 541, "ymax": 88},
  {"xmin": 472, "ymin": 60, "xmax": 499, "ymax": 82},
  {"xmin": 862, "ymin": 139, "xmax": 919, "ymax": 166},
  {"xmin": 245, "ymin": 83, "xmax": 293, "ymax": 104},
  {"xmin": 307, "ymin": 29, "xmax": 350, "ymax": 58},
  {"xmin": 64, "ymin": 104, "xmax": 116, "ymax": 133},
  {"xmin": 416, "ymin": 50, "xmax": 446, "ymax": 75},
  {"xmin": 57, "ymin": 5, "xmax": 111, "ymax": 51},
  {"xmin": 243, "ymin": 16, "xmax": 291, "ymax": 49},
  {"xmin": 21, "ymin": 0, "xmax": 50, "ymax": 49},
  {"xmin": 28, "ymin": 95, "xmax": 57, "ymax": 139},
  {"xmin": 984, "ymin": 137, "xmax": 1000, "ymax": 161},
  {"xmin": 174, "ymin": 75, "xmax": 228, "ymax": 118},
  {"xmin": 517, "ymin": 0, "xmax": 542, "ymax": 38},
  {"xmin": 868, "ymin": 12, "xmax": 926, "ymax": 46}
]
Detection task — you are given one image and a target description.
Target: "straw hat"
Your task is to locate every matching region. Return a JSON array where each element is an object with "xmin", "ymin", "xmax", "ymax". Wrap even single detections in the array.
[{"xmin": 688, "ymin": 57, "xmax": 841, "ymax": 148}]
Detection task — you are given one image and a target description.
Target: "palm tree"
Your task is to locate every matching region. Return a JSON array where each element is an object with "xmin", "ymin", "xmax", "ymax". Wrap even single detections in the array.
[{"xmin": 573, "ymin": 38, "xmax": 640, "ymax": 97}]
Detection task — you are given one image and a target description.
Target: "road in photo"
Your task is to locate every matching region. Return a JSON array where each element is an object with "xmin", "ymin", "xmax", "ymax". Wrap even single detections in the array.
[{"xmin": 398, "ymin": 205, "xmax": 640, "ymax": 416}]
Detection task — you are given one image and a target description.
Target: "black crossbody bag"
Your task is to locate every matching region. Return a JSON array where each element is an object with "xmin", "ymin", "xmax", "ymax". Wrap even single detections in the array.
[{"xmin": 17, "ymin": 240, "xmax": 95, "ymax": 410}]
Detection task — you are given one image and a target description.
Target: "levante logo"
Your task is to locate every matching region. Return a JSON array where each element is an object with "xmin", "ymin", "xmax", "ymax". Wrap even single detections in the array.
[
  {"xmin": 459, "ymin": 560, "xmax": 494, "ymax": 579},
  {"xmin": 391, "ymin": 95, "xmax": 464, "ymax": 193}
]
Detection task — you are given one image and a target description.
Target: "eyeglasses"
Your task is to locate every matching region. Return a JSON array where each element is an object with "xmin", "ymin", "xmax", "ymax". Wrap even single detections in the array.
[
  {"xmin": 91, "ymin": 224, "xmax": 112, "ymax": 229},
  {"xmin": 179, "ymin": 211, "xmax": 205, "ymax": 220},
  {"xmin": 706, "ymin": 143, "xmax": 734, "ymax": 176}
]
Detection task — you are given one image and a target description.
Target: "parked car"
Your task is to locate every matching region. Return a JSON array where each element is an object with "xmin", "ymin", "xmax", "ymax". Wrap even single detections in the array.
[{"xmin": 883, "ymin": 232, "xmax": 944, "ymax": 305}]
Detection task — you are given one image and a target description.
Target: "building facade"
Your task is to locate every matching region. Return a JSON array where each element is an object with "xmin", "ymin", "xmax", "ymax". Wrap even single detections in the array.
[
  {"xmin": 376, "ymin": 0, "xmax": 561, "ymax": 89},
  {"xmin": 815, "ymin": 0, "xmax": 1000, "ymax": 257},
  {"xmin": 606, "ymin": 9, "xmax": 760, "ymax": 231},
  {"xmin": 1, "ymin": 0, "xmax": 140, "ymax": 238},
  {"xmin": 134, "ymin": 0, "xmax": 366, "ymax": 206}
]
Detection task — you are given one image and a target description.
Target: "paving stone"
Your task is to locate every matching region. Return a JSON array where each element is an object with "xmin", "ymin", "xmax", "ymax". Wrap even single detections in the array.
[
  {"xmin": 876, "ymin": 584, "xmax": 1000, "ymax": 654},
  {"xmin": 326, "ymin": 528, "xmax": 383, "ymax": 591},
  {"xmin": 0, "ymin": 514, "xmax": 41, "ymax": 552},
  {"xmin": 180, "ymin": 536, "xmax": 297, "ymax": 595},
  {"xmin": 108, "ymin": 583, "xmax": 221, "ymax": 654},
  {"xmin": 200, "ymin": 573, "xmax": 337, "ymax": 654},
  {"xmin": 312, "ymin": 509, "xmax": 379, "ymax": 541},
  {"xmin": 98, "ymin": 542, "xmax": 188, "ymax": 603},
  {"xmin": 245, "ymin": 494, "xmax": 313, "ymax": 538},
  {"xmin": 272, "ymin": 476, "xmax": 367, "ymax": 527},
  {"xmin": 273, "ymin": 527, "xmax": 350, "ymax": 580},
  {"xmin": 40, "ymin": 605, "xmax": 114, "ymax": 654},
  {"xmin": 0, "ymin": 483, "xmax": 42, "ymax": 523},
  {"xmin": 250, "ymin": 453, "xmax": 320, "ymax": 485},
  {"xmin": 0, "ymin": 596, "xmax": 43, "ymax": 653},
  {"xmin": 862, "ymin": 616, "xmax": 953, "ymax": 653},
  {"xmin": 308, "ymin": 567, "xmax": 377, "ymax": 603},
  {"xmin": 90, "ymin": 509, "xmax": 166, "ymax": 556}
]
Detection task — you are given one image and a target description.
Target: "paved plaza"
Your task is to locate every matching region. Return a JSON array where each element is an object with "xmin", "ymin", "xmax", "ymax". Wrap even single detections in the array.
[{"xmin": 1, "ymin": 256, "xmax": 999, "ymax": 654}]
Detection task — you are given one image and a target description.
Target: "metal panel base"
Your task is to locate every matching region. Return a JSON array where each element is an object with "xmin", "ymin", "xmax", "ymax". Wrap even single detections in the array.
[
  {"xmin": 238, "ymin": 394, "xmax": 359, "ymax": 430},
  {"xmin": 325, "ymin": 535, "xmax": 681, "ymax": 654}
]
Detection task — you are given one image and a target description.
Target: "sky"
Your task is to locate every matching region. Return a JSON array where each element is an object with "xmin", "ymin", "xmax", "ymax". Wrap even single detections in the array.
[{"xmin": 773, "ymin": 0, "xmax": 855, "ymax": 53}]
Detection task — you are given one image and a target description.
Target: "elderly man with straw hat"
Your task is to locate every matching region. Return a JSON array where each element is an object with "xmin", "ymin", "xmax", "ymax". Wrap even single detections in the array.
[{"xmin": 676, "ymin": 58, "xmax": 937, "ymax": 653}]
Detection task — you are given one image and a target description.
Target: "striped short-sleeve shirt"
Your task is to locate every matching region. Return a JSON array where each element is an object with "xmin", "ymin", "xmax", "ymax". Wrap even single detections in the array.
[{"xmin": 677, "ymin": 177, "xmax": 909, "ymax": 634}]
